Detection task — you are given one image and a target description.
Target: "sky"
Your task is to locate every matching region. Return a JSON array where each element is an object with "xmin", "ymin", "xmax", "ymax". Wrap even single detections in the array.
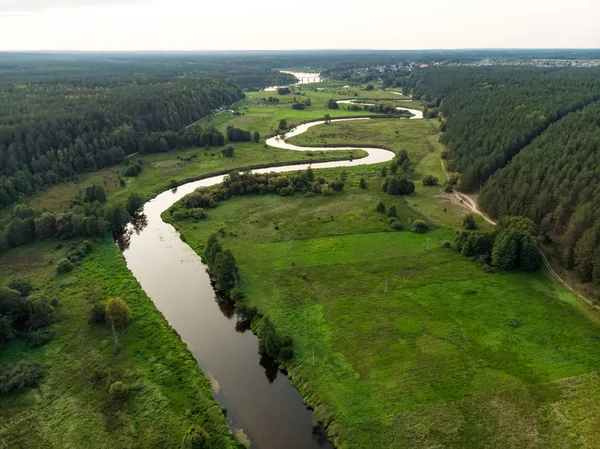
[{"xmin": 0, "ymin": 0, "xmax": 598, "ymax": 51}]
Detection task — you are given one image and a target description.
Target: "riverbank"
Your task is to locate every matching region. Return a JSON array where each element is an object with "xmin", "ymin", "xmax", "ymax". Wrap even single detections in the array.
[
  {"xmin": 0, "ymin": 238, "xmax": 242, "ymax": 448},
  {"xmin": 166, "ymin": 117, "xmax": 600, "ymax": 448}
]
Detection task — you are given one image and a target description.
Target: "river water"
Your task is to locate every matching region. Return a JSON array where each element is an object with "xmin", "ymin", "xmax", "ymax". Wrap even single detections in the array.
[{"xmin": 118, "ymin": 116, "xmax": 418, "ymax": 448}]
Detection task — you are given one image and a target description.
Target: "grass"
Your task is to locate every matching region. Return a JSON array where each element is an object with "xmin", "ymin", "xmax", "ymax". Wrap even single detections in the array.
[
  {"xmin": 29, "ymin": 143, "xmax": 365, "ymax": 214},
  {"xmin": 165, "ymin": 115, "xmax": 600, "ymax": 448},
  {"xmin": 0, "ymin": 239, "xmax": 241, "ymax": 449}
]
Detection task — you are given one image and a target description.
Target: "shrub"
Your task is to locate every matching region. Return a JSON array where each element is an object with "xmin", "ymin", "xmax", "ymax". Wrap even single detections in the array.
[
  {"xmin": 0, "ymin": 316, "xmax": 15, "ymax": 348},
  {"xmin": 462, "ymin": 213, "xmax": 477, "ymax": 230},
  {"xmin": 291, "ymin": 103, "xmax": 305, "ymax": 110},
  {"xmin": 443, "ymin": 183, "xmax": 454, "ymax": 193},
  {"xmin": 376, "ymin": 202, "xmax": 386, "ymax": 213},
  {"xmin": 411, "ymin": 220, "xmax": 428, "ymax": 234},
  {"xmin": 109, "ymin": 381, "xmax": 129, "ymax": 399},
  {"xmin": 280, "ymin": 346, "xmax": 294, "ymax": 361},
  {"xmin": 8, "ymin": 278, "xmax": 33, "ymax": 297},
  {"xmin": 381, "ymin": 175, "xmax": 415, "ymax": 196},
  {"xmin": 359, "ymin": 178, "xmax": 367, "ymax": 189},
  {"xmin": 25, "ymin": 295, "xmax": 56, "ymax": 330},
  {"xmin": 422, "ymin": 174, "xmax": 439, "ymax": 186},
  {"xmin": 0, "ymin": 360, "xmax": 44, "ymax": 395},
  {"xmin": 123, "ymin": 163, "xmax": 142, "ymax": 177},
  {"xmin": 0, "ymin": 287, "xmax": 23, "ymax": 317},
  {"xmin": 56, "ymin": 258, "xmax": 74, "ymax": 274},
  {"xmin": 388, "ymin": 205, "xmax": 397, "ymax": 218},
  {"xmin": 221, "ymin": 145, "xmax": 235, "ymax": 157},
  {"xmin": 125, "ymin": 192, "xmax": 145, "ymax": 215},
  {"xmin": 27, "ymin": 329, "xmax": 53, "ymax": 347},
  {"xmin": 389, "ymin": 219, "xmax": 404, "ymax": 230},
  {"xmin": 88, "ymin": 303, "xmax": 107, "ymax": 324},
  {"xmin": 182, "ymin": 425, "xmax": 209, "ymax": 449},
  {"xmin": 442, "ymin": 240, "xmax": 452, "ymax": 248}
]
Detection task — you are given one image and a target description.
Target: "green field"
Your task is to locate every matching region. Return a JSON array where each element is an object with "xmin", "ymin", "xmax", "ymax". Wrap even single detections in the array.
[
  {"xmin": 29, "ymin": 142, "xmax": 365, "ymax": 214},
  {"xmin": 0, "ymin": 239, "xmax": 241, "ymax": 448},
  {"xmin": 6, "ymin": 76, "xmax": 600, "ymax": 449},
  {"xmin": 166, "ymin": 114, "xmax": 600, "ymax": 447}
]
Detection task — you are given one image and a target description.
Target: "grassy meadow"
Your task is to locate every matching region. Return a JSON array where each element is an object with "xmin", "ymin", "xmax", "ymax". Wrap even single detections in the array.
[
  {"xmin": 0, "ymin": 238, "xmax": 242, "ymax": 449},
  {"xmin": 166, "ymin": 112, "xmax": 600, "ymax": 447},
  {"xmin": 5, "ymin": 76, "xmax": 600, "ymax": 449},
  {"xmin": 29, "ymin": 142, "xmax": 365, "ymax": 214}
]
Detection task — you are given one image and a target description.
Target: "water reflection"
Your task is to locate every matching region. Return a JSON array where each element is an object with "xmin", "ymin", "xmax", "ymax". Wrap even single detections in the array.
[
  {"xmin": 117, "ymin": 116, "xmax": 394, "ymax": 449},
  {"xmin": 259, "ymin": 353, "xmax": 279, "ymax": 384},
  {"xmin": 115, "ymin": 213, "xmax": 148, "ymax": 251}
]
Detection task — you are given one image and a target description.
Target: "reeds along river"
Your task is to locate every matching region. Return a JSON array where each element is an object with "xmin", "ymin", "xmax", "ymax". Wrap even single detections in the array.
[{"xmin": 117, "ymin": 114, "xmax": 421, "ymax": 448}]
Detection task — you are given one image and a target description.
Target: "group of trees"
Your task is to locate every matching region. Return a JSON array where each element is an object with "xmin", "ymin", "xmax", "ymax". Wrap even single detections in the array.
[
  {"xmin": 226, "ymin": 126, "xmax": 251, "ymax": 142},
  {"xmin": 0, "ymin": 79, "xmax": 244, "ymax": 208},
  {"xmin": 403, "ymin": 66, "xmax": 600, "ymax": 191},
  {"xmin": 401, "ymin": 65, "xmax": 600, "ymax": 284},
  {"xmin": 0, "ymin": 279, "xmax": 56, "ymax": 350},
  {"xmin": 1, "ymin": 186, "xmax": 144, "ymax": 253},
  {"xmin": 455, "ymin": 216, "xmax": 541, "ymax": 271},
  {"xmin": 479, "ymin": 100, "xmax": 600, "ymax": 283},
  {"xmin": 170, "ymin": 169, "xmax": 344, "ymax": 221}
]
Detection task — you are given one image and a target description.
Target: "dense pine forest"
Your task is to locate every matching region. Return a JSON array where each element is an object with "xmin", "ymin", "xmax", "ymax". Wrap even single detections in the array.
[
  {"xmin": 0, "ymin": 79, "xmax": 243, "ymax": 209},
  {"xmin": 480, "ymin": 101, "xmax": 600, "ymax": 283},
  {"xmin": 404, "ymin": 66, "xmax": 600, "ymax": 191},
  {"xmin": 402, "ymin": 66, "xmax": 600, "ymax": 286}
]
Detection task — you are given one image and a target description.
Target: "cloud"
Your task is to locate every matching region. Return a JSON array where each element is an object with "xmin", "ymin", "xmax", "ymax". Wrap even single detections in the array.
[{"xmin": 0, "ymin": 0, "xmax": 144, "ymax": 11}]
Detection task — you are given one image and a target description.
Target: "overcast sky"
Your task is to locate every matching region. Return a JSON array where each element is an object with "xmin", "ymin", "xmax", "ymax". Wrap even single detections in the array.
[{"xmin": 0, "ymin": 0, "xmax": 597, "ymax": 51}]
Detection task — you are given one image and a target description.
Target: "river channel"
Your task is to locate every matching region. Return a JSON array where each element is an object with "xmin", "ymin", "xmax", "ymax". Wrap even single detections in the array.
[{"xmin": 119, "ymin": 113, "xmax": 419, "ymax": 448}]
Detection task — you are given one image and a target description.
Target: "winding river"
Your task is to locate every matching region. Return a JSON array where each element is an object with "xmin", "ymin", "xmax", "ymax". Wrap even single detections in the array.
[{"xmin": 120, "ymin": 108, "xmax": 421, "ymax": 448}]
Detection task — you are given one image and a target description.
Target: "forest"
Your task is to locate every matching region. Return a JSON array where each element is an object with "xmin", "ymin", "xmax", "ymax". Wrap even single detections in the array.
[
  {"xmin": 401, "ymin": 66, "xmax": 600, "ymax": 286},
  {"xmin": 404, "ymin": 66, "xmax": 600, "ymax": 191},
  {"xmin": 479, "ymin": 100, "xmax": 600, "ymax": 283},
  {"xmin": 0, "ymin": 79, "xmax": 243, "ymax": 209}
]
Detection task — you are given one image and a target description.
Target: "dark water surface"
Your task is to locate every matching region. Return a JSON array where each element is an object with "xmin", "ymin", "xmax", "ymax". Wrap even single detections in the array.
[
  {"xmin": 118, "ymin": 119, "xmax": 400, "ymax": 448},
  {"xmin": 119, "ymin": 174, "xmax": 333, "ymax": 449}
]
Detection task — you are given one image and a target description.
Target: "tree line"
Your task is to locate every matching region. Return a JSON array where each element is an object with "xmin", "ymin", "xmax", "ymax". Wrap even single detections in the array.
[
  {"xmin": 455, "ymin": 216, "xmax": 541, "ymax": 272},
  {"xmin": 0, "ymin": 79, "xmax": 244, "ymax": 209},
  {"xmin": 168, "ymin": 168, "xmax": 345, "ymax": 221},
  {"xmin": 479, "ymin": 100, "xmax": 600, "ymax": 284},
  {"xmin": 403, "ymin": 66, "xmax": 600, "ymax": 191}
]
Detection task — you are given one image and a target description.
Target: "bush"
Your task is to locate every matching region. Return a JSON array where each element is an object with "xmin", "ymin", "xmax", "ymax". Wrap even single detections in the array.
[
  {"xmin": 422, "ymin": 174, "xmax": 439, "ymax": 186},
  {"xmin": 0, "ymin": 287, "xmax": 23, "ymax": 317},
  {"xmin": 8, "ymin": 278, "xmax": 33, "ymax": 297},
  {"xmin": 277, "ymin": 87, "xmax": 291, "ymax": 95},
  {"xmin": 280, "ymin": 346, "xmax": 294, "ymax": 361},
  {"xmin": 56, "ymin": 258, "xmax": 74, "ymax": 274},
  {"xmin": 462, "ymin": 213, "xmax": 477, "ymax": 230},
  {"xmin": 0, "ymin": 316, "xmax": 15, "ymax": 348},
  {"xmin": 0, "ymin": 360, "xmax": 44, "ymax": 395},
  {"xmin": 359, "ymin": 178, "xmax": 367, "ymax": 189},
  {"xmin": 376, "ymin": 202, "xmax": 386, "ymax": 213},
  {"xmin": 381, "ymin": 175, "xmax": 415, "ymax": 196},
  {"xmin": 88, "ymin": 303, "xmax": 107, "ymax": 324},
  {"xmin": 182, "ymin": 425, "xmax": 209, "ymax": 449},
  {"xmin": 291, "ymin": 103, "xmax": 305, "ymax": 110},
  {"xmin": 221, "ymin": 145, "xmax": 235, "ymax": 157},
  {"xmin": 388, "ymin": 205, "xmax": 397, "ymax": 218},
  {"xmin": 109, "ymin": 381, "xmax": 129, "ymax": 399},
  {"xmin": 123, "ymin": 163, "xmax": 142, "ymax": 177},
  {"xmin": 388, "ymin": 218, "xmax": 403, "ymax": 230},
  {"xmin": 27, "ymin": 329, "xmax": 53, "ymax": 347},
  {"xmin": 443, "ymin": 183, "xmax": 454, "ymax": 193},
  {"xmin": 125, "ymin": 192, "xmax": 145, "ymax": 215},
  {"xmin": 25, "ymin": 295, "xmax": 56, "ymax": 330},
  {"xmin": 411, "ymin": 220, "xmax": 428, "ymax": 234},
  {"xmin": 442, "ymin": 240, "xmax": 452, "ymax": 248}
]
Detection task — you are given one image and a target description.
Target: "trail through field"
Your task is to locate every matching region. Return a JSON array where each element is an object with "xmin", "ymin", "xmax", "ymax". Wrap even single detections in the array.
[{"xmin": 440, "ymin": 159, "xmax": 596, "ymax": 309}]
